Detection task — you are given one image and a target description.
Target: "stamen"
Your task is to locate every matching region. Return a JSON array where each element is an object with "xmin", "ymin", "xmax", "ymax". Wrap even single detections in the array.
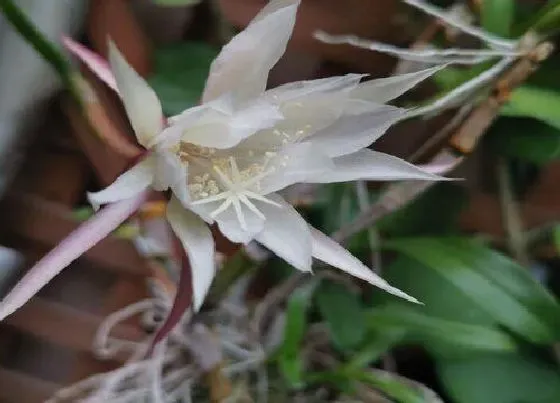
[
  {"xmin": 189, "ymin": 156, "xmax": 283, "ymax": 229},
  {"xmin": 209, "ymin": 197, "xmax": 233, "ymax": 218},
  {"xmin": 238, "ymin": 194, "xmax": 266, "ymax": 220},
  {"xmin": 244, "ymin": 191, "xmax": 282, "ymax": 207},
  {"xmin": 190, "ymin": 192, "xmax": 229, "ymax": 205},
  {"xmin": 213, "ymin": 165, "xmax": 234, "ymax": 188},
  {"xmin": 242, "ymin": 168, "xmax": 276, "ymax": 188},
  {"xmin": 229, "ymin": 157, "xmax": 241, "ymax": 183},
  {"xmin": 232, "ymin": 198, "xmax": 247, "ymax": 230}
]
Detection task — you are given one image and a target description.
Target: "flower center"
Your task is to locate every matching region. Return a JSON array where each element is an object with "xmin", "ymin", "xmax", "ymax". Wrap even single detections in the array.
[
  {"xmin": 189, "ymin": 156, "xmax": 281, "ymax": 231},
  {"xmin": 177, "ymin": 142, "xmax": 217, "ymax": 163}
]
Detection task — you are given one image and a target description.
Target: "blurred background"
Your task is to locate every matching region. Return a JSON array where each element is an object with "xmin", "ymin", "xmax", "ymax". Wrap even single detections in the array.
[{"xmin": 0, "ymin": 0, "xmax": 560, "ymax": 402}]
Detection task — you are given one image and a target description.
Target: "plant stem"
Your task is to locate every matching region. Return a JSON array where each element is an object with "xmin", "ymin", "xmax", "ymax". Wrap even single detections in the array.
[{"xmin": 0, "ymin": 0, "xmax": 80, "ymax": 102}]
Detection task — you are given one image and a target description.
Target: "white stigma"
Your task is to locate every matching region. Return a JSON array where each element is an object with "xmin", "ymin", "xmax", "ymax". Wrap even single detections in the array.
[{"xmin": 190, "ymin": 157, "xmax": 281, "ymax": 230}]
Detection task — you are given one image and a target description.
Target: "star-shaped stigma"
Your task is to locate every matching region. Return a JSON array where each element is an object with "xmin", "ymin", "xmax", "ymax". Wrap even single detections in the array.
[{"xmin": 190, "ymin": 157, "xmax": 281, "ymax": 230}]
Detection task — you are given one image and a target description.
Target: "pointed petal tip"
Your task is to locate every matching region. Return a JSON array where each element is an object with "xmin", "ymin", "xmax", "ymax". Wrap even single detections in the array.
[
  {"xmin": 62, "ymin": 36, "xmax": 119, "ymax": 93},
  {"xmin": 385, "ymin": 285, "xmax": 421, "ymax": 304}
]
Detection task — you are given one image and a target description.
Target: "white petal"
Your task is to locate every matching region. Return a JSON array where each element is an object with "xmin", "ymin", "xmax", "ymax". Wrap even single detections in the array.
[
  {"xmin": 167, "ymin": 197, "xmax": 215, "ymax": 311},
  {"xmin": 255, "ymin": 194, "xmax": 311, "ymax": 271},
  {"xmin": 215, "ymin": 206, "xmax": 266, "ymax": 244},
  {"xmin": 187, "ymin": 102, "xmax": 282, "ymax": 149},
  {"xmin": 159, "ymin": 100, "xmax": 281, "ymax": 150},
  {"xmin": 259, "ymin": 142, "xmax": 334, "ymax": 194},
  {"xmin": 305, "ymin": 105, "xmax": 405, "ymax": 157},
  {"xmin": 309, "ymin": 149, "xmax": 447, "ymax": 183},
  {"xmin": 310, "ymin": 227, "xmax": 419, "ymax": 303},
  {"xmin": 0, "ymin": 193, "xmax": 147, "ymax": 321},
  {"xmin": 63, "ymin": 36, "xmax": 118, "ymax": 93},
  {"xmin": 87, "ymin": 157, "xmax": 155, "ymax": 210},
  {"xmin": 264, "ymin": 73, "xmax": 365, "ymax": 104},
  {"xmin": 351, "ymin": 66, "xmax": 444, "ymax": 104},
  {"xmin": 202, "ymin": 0, "xmax": 300, "ymax": 104},
  {"xmin": 108, "ymin": 41, "xmax": 163, "ymax": 147},
  {"xmin": 152, "ymin": 149, "xmax": 190, "ymax": 206}
]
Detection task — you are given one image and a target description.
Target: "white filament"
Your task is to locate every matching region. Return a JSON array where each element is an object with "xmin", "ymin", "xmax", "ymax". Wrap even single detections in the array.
[
  {"xmin": 407, "ymin": 56, "xmax": 516, "ymax": 118},
  {"xmin": 191, "ymin": 157, "xmax": 281, "ymax": 230},
  {"xmin": 315, "ymin": 31, "xmax": 522, "ymax": 65}
]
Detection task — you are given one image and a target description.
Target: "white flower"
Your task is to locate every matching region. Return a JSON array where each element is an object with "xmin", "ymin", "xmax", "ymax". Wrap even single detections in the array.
[
  {"xmin": 78, "ymin": 0, "xmax": 449, "ymax": 310},
  {"xmin": 0, "ymin": 0, "xmax": 450, "ymax": 321}
]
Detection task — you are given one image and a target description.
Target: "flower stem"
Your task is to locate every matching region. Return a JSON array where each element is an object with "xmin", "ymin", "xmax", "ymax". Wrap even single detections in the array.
[{"xmin": 0, "ymin": 0, "xmax": 80, "ymax": 102}]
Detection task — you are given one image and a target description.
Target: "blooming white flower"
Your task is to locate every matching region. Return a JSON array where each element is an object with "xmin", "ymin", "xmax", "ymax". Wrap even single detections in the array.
[
  {"xmin": 0, "ymin": 0, "xmax": 449, "ymax": 321},
  {"xmin": 93, "ymin": 0, "xmax": 449, "ymax": 310}
]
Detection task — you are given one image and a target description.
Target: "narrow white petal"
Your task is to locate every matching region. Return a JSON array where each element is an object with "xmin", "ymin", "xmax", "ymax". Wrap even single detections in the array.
[
  {"xmin": 62, "ymin": 36, "xmax": 118, "ymax": 93},
  {"xmin": 255, "ymin": 194, "xmax": 312, "ymax": 271},
  {"xmin": 0, "ymin": 193, "xmax": 147, "ymax": 321},
  {"xmin": 310, "ymin": 227, "xmax": 419, "ymax": 303},
  {"xmin": 305, "ymin": 105, "xmax": 405, "ymax": 157},
  {"xmin": 309, "ymin": 149, "xmax": 448, "ymax": 183},
  {"xmin": 264, "ymin": 73, "xmax": 365, "ymax": 104},
  {"xmin": 202, "ymin": 0, "xmax": 300, "ymax": 104},
  {"xmin": 167, "ymin": 197, "xmax": 215, "ymax": 311},
  {"xmin": 108, "ymin": 41, "xmax": 163, "ymax": 147},
  {"xmin": 351, "ymin": 66, "xmax": 444, "ymax": 104},
  {"xmin": 87, "ymin": 157, "xmax": 155, "ymax": 210}
]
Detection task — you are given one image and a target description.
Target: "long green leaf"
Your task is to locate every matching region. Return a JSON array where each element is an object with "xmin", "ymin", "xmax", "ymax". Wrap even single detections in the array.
[
  {"xmin": 354, "ymin": 370, "xmax": 441, "ymax": 403},
  {"xmin": 385, "ymin": 238, "xmax": 560, "ymax": 343},
  {"xmin": 517, "ymin": 0, "xmax": 560, "ymax": 37},
  {"xmin": 278, "ymin": 281, "xmax": 316, "ymax": 388},
  {"xmin": 502, "ymin": 86, "xmax": 560, "ymax": 130},
  {"xmin": 344, "ymin": 328, "xmax": 405, "ymax": 371},
  {"xmin": 0, "ymin": 0, "xmax": 76, "ymax": 95},
  {"xmin": 437, "ymin": 353, "xmax": 560, "ymax": 403},
  {"xmin": 316, "ymin": 281, "xmax": 366, "ymax": 351},
  {"xmin": 367, "ymin": 305, "xmax": 517, "ymax": 353}
]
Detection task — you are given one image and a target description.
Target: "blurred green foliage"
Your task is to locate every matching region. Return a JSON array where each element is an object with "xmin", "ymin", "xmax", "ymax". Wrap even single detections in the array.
[{"xmin": 148, "ymin": 42, "xmax": 218, "ymax": 116}]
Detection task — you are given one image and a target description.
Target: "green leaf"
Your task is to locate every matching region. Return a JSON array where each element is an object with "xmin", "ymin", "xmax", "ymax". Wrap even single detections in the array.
[
  {"xmin": 316, "ymin": 281, "xmax": 366, "ymax": 351},
  {"xmin": 517, "ymin": 0, "xmax": 560, "ymax": 37},
  {"xmin": 278, "ymin": 282, "xmax": 316, "ymax": 388},
  {"xmin": 486, "ymin": 117, "xmax": 560, "ymax": 164},
  {"xmin": 345, "ymin": 328, "xmax": 405, "ymax": 371},
  {"xmin": 437, "ymin": 353, "xmax": 560, "ymax": 403},
  {"xmin": 502, "ymin": 86, "xmax": 560, "ymax": 130},
  {"xmin": 367, "ymin": 305, "xmax": 517, "ymax": 353},
  {"xmin": 354, "ymin": 370, "xmax": 442, "ymax": 403},
  {"xmin": 148, "ymin": 42, "xmax": 218, "ymax": 116},
  {"xmin": 384, "ymin": 238, "xmax": 560, "ymax": 343},
  {"xmin": 0, "ymin": 0, "xmax": 77, "ymax": 97},
  {"xmin": 152, "ymin": 0, "xmax": 201, "ymax": 6},
  {"xmin": 481, "ymin": 0, "xmax": 515, "ymax": 36},
  {"xmin": 379, "ymin": 256, "xmax": 496, "ymax": 326}
]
